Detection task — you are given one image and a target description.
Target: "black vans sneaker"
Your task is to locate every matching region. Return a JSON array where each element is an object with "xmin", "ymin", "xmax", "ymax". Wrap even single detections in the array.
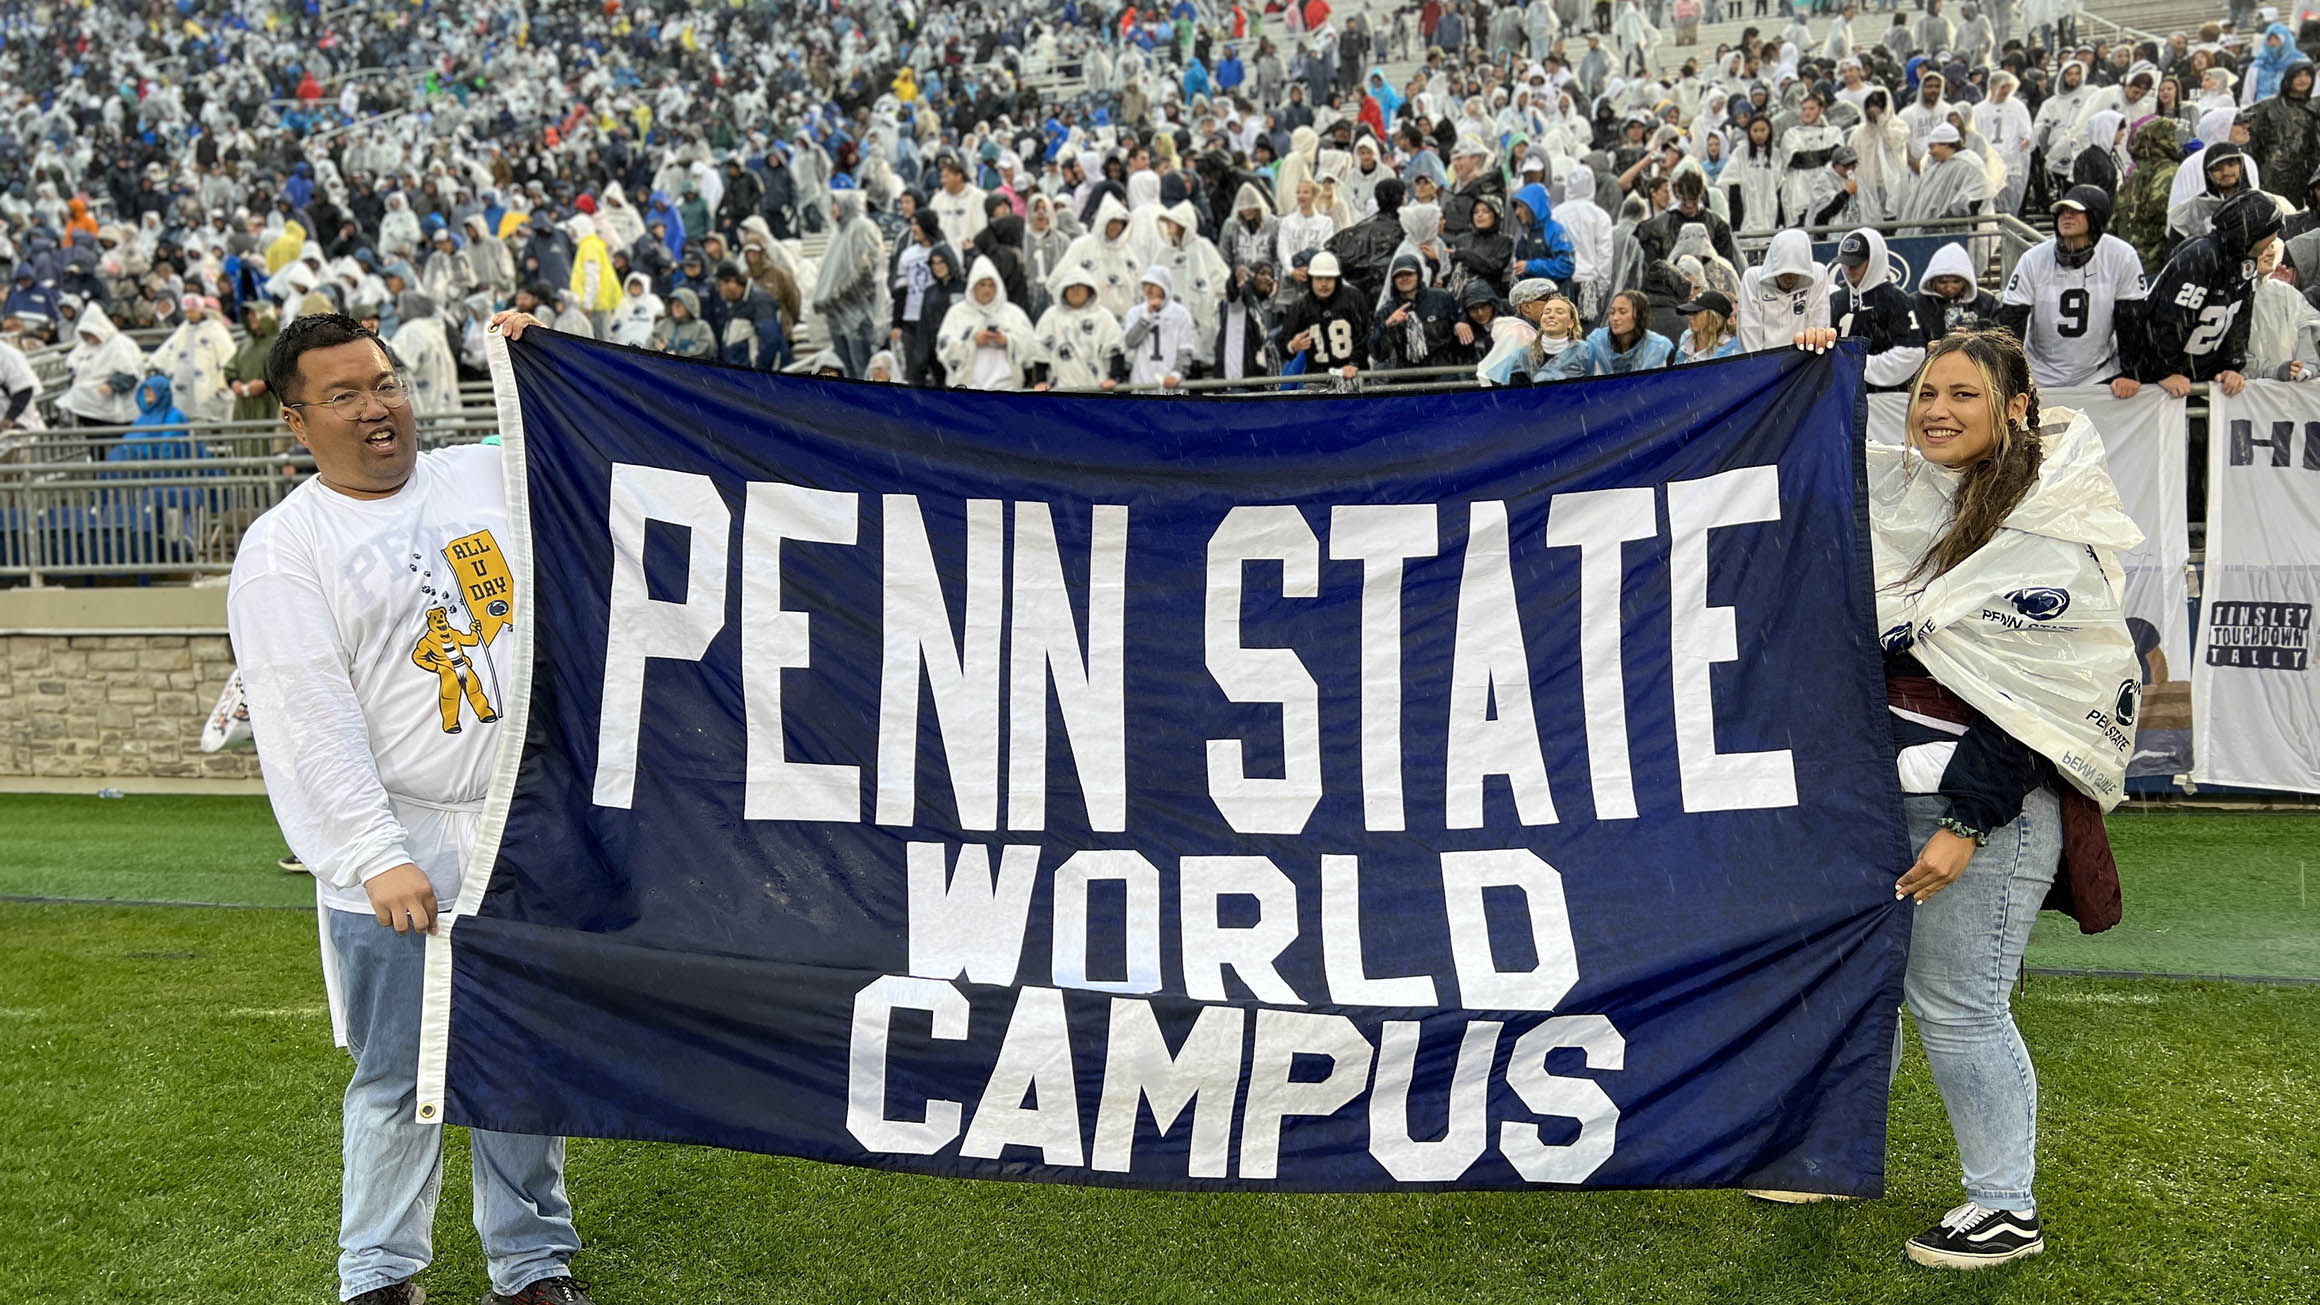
[
  {"xmin": 1905, "ymin": 1202, "xmax": 2045, "ymax": 1268},
  {"xmin": 484, "ymin": 1277, "xmax": 595, "ymax": 1305},
  {"xmin": 347, "ymin": 1283, "xmax": 424, "ymax": 1305}
]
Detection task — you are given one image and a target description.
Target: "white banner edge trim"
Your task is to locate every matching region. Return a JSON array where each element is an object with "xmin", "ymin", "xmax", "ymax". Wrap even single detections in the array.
[{"xmin": 416, "ymin": 326, "xmax": 541, "ymax": 1124}]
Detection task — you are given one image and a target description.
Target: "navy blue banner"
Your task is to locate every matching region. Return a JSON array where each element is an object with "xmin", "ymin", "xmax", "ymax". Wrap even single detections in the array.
[{"xmin": 422, "ymin": 335, "xmax": 1911, "ymax": 1194}]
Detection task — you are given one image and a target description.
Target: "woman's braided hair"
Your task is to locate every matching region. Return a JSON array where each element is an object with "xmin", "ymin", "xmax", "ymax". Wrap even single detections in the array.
[{"xmin": 1902, "ymin": 329, "xmax": 2045, "ymax": 588}]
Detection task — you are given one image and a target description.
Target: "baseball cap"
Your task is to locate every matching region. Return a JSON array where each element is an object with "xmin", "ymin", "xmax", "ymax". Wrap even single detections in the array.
[
  {"xmin": 1837, "ymin": 232, "xmax": 1873, "ymax": 268},
  {"xmin": 1509, "ymin": 277, "xmax": 1560, "ymax": 305},
  {"xmin": 1927, "ymin": 123, "xmax": 1962, "ymax": 145},
  {"xmin": 2051, "ymin": 184, "xmax": 2110, "ymax": 219},
  {"xmin": 1308, "ymin": 251, "xmax": 1342, "ymax": 278},
  {"xmin": 1677, "ymin": 290, "xmax": 1734, "ymax": 316}
]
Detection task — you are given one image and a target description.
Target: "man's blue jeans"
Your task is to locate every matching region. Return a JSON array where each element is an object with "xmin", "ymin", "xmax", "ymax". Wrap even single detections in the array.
[{"xmin": 330, "ymin": 909, "xmax": 579, "ymax": 1300}]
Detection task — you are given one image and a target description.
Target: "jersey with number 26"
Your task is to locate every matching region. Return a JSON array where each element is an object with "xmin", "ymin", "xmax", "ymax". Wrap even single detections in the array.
[{"xmin": 2001, "ymin": 236, "xmax": 2148, "ymax": 388}]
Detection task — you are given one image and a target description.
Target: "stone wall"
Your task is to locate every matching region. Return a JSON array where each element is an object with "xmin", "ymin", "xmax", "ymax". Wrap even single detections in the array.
[{"xmin": 1, "ymin": 633, "xmax": 262, "ymax": 780}]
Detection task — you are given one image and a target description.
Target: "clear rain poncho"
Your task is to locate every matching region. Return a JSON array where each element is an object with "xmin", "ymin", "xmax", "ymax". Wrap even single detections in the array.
[
  {"xmin": 1033, "ymin": 266, "xmax": 1126, "ymax": 390},
  {"xmin": 810, "ymin": 192, "xmax": 888, "ymax": 340},
  {"xmin": 1050, "ymin": 192, "xmax": 1146, "ymax": 322},
  {"xmin": 936, "ymin": 255, "xmax": 1038, "ymax": 391},
  {"xmin": 1870, "ymin": 408, "xmax": 2143, "ymax": 809}
]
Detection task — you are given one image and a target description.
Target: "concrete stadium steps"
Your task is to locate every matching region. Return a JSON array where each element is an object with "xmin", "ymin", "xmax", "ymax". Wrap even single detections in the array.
[{"xmin": 2091, "ymin": 0, "xmax": 2260, "ymax": 40}]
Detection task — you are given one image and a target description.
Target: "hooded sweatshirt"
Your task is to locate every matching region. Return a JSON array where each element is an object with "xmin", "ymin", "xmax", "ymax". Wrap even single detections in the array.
[
  {"xmin": 2246, "ymin": 257, "xmax": 2320, "ymax": 380},
  {"xmin": 2133, "ymin": 189, "xmax": 2279, "ymax": 382},
  {"xmin": 1736, "ymin": 229, "xmax": 1833, "ymax": 350},
  {"xmin": 1220, "ymin": 182, "xmax": 1281, "ymax": 273},
  {"xmin": 1509, "ymin": 183, "xmax": 1576, "ymax": 282},
  {"xmin": 938, "ymin": 255, "xmax": 1039, "ymax": 390},
  {"xmin": 2114, "ymin": 119, "xmax": 2183, "ymax": 271},
  {"xmin": 1118, "ymin": 265, "xmax": 1199, "ymax": 385},
  {"xmin": 1557, "ymin": 166, "xmax": 1616, "ymax": 294},
  {"xmin": 2246, "ymin": 58, "xmax": 2319, "ymax": 208},
  {"xmin": 1913, "ymin": 241, "xmax": 2001, "ymax": 337},
  {"xmin": 609, "ymin": 274, "xmax": 665, "ymax": 349},
  {"xmin": 652, "ymin": 288, "xmax": 716, "ymax": 358},
  {"xmin": 110, "ymin": 374, "xmax": 201, "ymax": 506},
  {"xmin": 1141, "ymin": 201, "xmax": 1230, "ymax": 365},
  {"xmin": 1051, "ymin": 192, "xmax": 1145, "ymax": 320},
  {"xmin": 1034, "ymin": 267, "xmax": 1127, "ymax": 389},
  {"xmin": 597, "ymin": 181, "xmax": 649, "ymax": 250},
  {"xmin": 390, "ymin": 292, "xmax": 460, "ymax": 417},
  {"xmin": 568, "ymin": 216, "xmax": 625, "ymax": 314},
  {"xmin": 149, "ymin": 306, "xmax": 237, "ymax": 423},
  {"xmin": 61, "ymin": 304, "xmax": 144, "ymax": 423},
  {"xmin": 1830, "ymin": 227, "xmax": 1928, "ymax": 388},
  {"xmin": 813, "ymin": 192, "xmax": 887, "ymax": 339},
  {"xmin": 1370, "ymin": 253, "xmax": 1462, "ymax": 367}
]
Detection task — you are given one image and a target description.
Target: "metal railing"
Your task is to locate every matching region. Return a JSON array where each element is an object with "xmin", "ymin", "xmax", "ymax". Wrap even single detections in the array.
[
  {"xmin": 2075, "ymin": 9, "xmax": 2166, "ymax": 49},
  {"xmin": 2, "ymin": 362, "xmax": 2224, "ymax": 584},
  {"xmin": 0, "ymin": 407, "xmax": 498, "ymax": 585},
  {"xmin": 1, "ymin": 451, "xmax": 307, "ymax": 581}
]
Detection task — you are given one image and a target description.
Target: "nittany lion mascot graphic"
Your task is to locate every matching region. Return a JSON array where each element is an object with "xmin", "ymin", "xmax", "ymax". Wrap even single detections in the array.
[{"xmin": 410, "ymin": 529, "xmax": 514, "ymax": 734}]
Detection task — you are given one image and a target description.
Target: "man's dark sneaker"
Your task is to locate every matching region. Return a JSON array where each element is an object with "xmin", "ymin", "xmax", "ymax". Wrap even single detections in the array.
[
  {"xmin": 346, "ymin": 1283, "xmax": 424, "ymax": 1305},
  {"xmin": 1905, "ymin": 1202, "xmax": 2045, "ymax": 1268},
  {"xmin": 279, "ymin": 852, "xmax": 308, "ymax": 874},
  {"xmin": 483, "ymin": 1278, "xmax": 595, "ymax": 1305}
]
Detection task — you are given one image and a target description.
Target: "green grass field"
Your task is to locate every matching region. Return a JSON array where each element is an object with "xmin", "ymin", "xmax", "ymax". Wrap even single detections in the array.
[{"xmin": 2, "ymin": 796, "xmax": 2316, "ymax": 1304}]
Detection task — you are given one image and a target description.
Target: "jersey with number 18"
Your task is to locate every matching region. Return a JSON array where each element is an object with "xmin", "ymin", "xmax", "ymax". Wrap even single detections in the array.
[{"xmin": 2000, "ymin": 235, "xmax": 2148, "ymax": 388}]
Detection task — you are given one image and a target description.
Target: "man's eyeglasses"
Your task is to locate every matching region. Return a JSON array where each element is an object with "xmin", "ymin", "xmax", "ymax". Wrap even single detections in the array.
[{"xmin": 286, "ymin": 378, "xmax": 412, "ymax": 414}]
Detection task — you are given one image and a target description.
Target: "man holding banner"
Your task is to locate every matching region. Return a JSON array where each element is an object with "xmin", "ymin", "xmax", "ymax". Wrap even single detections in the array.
[{"xmin": 228, "ymin": 313, "xmax": 594, "ymax": 1305}]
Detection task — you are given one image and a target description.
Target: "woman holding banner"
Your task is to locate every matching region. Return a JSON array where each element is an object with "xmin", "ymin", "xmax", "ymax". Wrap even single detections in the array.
[{"xmin": 1777, "ymin": 328, "xmax": 2137, "ymax": 1270}]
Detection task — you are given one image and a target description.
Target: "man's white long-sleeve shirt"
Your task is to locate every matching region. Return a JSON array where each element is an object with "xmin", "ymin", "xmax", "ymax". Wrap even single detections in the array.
[{"xmin": 227, "ymin": 444, "xmax": 513, "ymax": 915}]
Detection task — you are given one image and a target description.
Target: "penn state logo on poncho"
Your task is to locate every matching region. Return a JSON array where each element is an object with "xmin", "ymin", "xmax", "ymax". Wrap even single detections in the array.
[
  {"xmin": 1880, "ymin": 623, "xmax": 1915, "ymax": 654},
  {"xmin": 2007, "ymin": 587, "xmax": 2071, "ymax": 621},
  {"xmin": 2114, "ymin": 678, "xmax": 2141, "ymax": 729}
]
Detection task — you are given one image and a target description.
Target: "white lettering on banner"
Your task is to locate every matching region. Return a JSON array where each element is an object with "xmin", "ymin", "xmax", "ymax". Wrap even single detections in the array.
[
  {"xmin": 582, "ymin": 469, "xmax": 1828, "ymax": 1181},
  {"xmin": 906, "ymin": 841, "xmax": 1039, "ymax": 986},
  {"xmin": 1500, "ymin": 1015, "xmax": 1627, "ymax": 1183},
  {"xmin": 1179, "ymin": 855, "xmax": 1305, "ymax": 1004},
  {"xmin": 594, "ymin": 478, "xmax": 1800, "ymax": 827},
  {"xmin": 845, "ymin": 975, "xmax": 970, "ymax": 1154},
  {"xmin": 1320, "ymin": 853, "xmax": 1440, "ymax": 1006},
  {"xmin": 1204, "ymin": 506, "xmax": 1325, "ymax": 834},
  {"xmin": 596, "ymin": 464, "xmax": 730, "ymax": 809},
  {"xmin": 741, "ymin": 483, "xmax": 861, "ymax": 821},
  {"xmin": 1049, "ymin": 849, "xmax": 1164, "ymax": 993},
  {"xmin": 846, "ymin": 843, "xmax": 1622, "ymax": 1181},
  {"xmin": 1369, "ymin": 1019, "xmax": 1502, "ymax": 1181},
  {"xmin": 961, "ymin": 986, "xmax": 1084, "ymax": 1166},
  {"xmin": 1007, "ymin": 503, "xmax": 1130, "ymax": 832},
  {"xmin": 2196, "ymin": 382, "xmax": 2320, "ymax": 794},
  {"xmin": 1440, "ymin": 848, "xmax": 1581, "ymax": 1011},
  {"xmin": 1545, "ymin": 488, "xmax": 1659, "ymax": 821},
  {"xmin": 1667, "ymin": 468, "xmax": 1800, "ymax": 811},
  {"xmin": 1092, "ymin": 998, "xmax": 1247, "ymax": 1177},
  {"xmin": 1238, "ymin": 1008, "xmax": 1377, "ymax": 1179},
  {"xmin": 878, "ymin": 495, "xmax": 1005, "ymax": 829},
  {"xmin": 1446, "ymin": 501, "xmax": 1559, "ymax": 828},
  {"xmin": 1328, "ymin": 504, "xmax": 1439, "ymax": 832}
]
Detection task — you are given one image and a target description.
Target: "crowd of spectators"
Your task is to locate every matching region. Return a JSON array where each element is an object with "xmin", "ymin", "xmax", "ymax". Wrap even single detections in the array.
[{"xmin": 3, "ymin": 0, "xmax": 2319, "ymax": 435}]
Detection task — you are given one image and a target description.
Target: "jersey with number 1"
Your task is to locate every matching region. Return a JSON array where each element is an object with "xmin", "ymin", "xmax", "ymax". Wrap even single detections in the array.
[{"xmin": 2000, "ymin": 236, "xmax": 2147, "ymax": 388}]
